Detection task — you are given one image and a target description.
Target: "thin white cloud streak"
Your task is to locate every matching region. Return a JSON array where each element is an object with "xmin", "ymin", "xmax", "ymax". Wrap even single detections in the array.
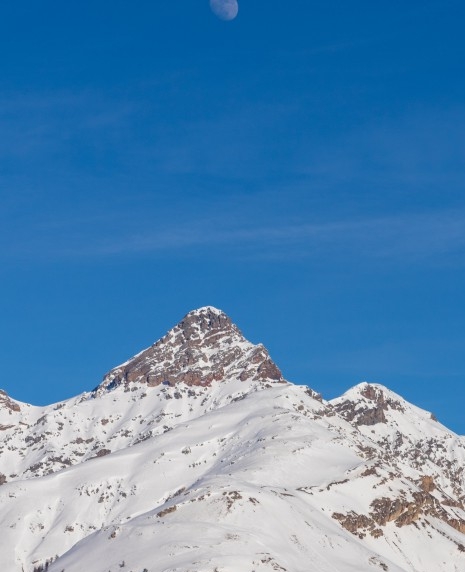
[
  {"xmin": 101, "ymin": 210, "xmax": 465, "ymax": 255},
  {"xmin": 10, "ymin": 209, "xmax": 464, "ymax": 264}
]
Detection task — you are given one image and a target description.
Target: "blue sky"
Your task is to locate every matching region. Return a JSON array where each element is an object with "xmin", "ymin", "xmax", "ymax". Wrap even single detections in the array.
[{"xmin": 1, "ymin": 1, "xmax": 465, "ymax": 432}]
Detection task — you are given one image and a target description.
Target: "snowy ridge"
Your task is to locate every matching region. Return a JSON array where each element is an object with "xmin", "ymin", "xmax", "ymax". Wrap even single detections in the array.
[{"xmin": 0, "ymin": 308, "xmax": 464, "ymax": 572}]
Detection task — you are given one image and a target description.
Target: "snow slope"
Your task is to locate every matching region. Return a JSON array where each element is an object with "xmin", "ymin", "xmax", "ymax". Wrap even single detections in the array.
[{"xmin": 0, "ymin": 307, "xmax": 464, "ymax": 572}]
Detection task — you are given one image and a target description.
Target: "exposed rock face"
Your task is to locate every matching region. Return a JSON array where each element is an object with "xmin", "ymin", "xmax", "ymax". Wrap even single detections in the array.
[
  {"xmin": 0, "ymin": 390, "xmax": 20, "ymax": 413},
  {"xmin": 332, "ymin": 383, "xmax": 405, "ymax": 426},
  {"xmin": 96, "ymin": 306, "xmax": 285, "ymax": 393},
  {"xmin": 420, "ymin": 475, "xmax": 436, "ymax": 493},
  {"xmin": 335, "ymin": 489, "xmax": 465, "ymax": 538}
]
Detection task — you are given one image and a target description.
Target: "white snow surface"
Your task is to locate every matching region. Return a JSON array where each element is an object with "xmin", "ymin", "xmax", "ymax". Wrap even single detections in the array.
[{"xmin": 0, "ymin": 309, "xmax": 464, "ymax": 572}]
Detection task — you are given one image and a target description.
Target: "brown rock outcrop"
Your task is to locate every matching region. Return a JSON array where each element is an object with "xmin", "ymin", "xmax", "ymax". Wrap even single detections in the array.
[
  {"xmin": 96, "ymin": 307, "xmax": 285, "ymax": 393},
  {"xmin": 333, "ymin": 384, "xmax": 405, "ymax": 427},
  {"xmin": 0, "ymin": 390, "xmax": 20, "ymax": 413}
]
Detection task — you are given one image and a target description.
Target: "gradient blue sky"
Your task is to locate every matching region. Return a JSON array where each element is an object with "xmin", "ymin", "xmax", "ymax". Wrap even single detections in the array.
[{"xmin": 1, "ymin": 1, "xmax": 464, "ymax": 432}]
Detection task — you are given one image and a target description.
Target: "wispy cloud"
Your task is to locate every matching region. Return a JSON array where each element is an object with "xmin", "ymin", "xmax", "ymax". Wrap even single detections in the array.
[
  {"xmin": 101, "ymin": 210, "xmax": 465, "ymax": 262},
  {"xmin": 5, "ymin": 207, "xmax": 465, "ymax": 266},
  {"xmin": 1, "ymin": 82, "xmax": 464, "ymax": 268}
]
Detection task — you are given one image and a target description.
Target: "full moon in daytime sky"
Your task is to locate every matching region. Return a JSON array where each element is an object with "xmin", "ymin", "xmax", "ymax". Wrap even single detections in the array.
[{"xmin": 210, "ymin": 0, "xmax": 239, "ymax": 21}]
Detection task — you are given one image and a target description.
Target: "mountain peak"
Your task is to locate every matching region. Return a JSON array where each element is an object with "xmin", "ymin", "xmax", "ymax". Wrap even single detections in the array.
[
  {"xmin": 186, "ymin": 305, "xmax": 224, "ymax": 316},
  {"xmin": 174, "ymin": 305, "xmax": 236, "ymax": 342},
  {"xmin": 331, "ymin": 382, "xmax": 407, "ymax": 427},
  {"xmin": 96, "ymin": 307, "xmax": 285, "ymax": 394},
  {"xmin": 330, "ymin": 381, "xmax": 444, "ymax": 430},
  {"xmin": 340, "ymin": 381, "xmax": 398, "ymax": 402}
]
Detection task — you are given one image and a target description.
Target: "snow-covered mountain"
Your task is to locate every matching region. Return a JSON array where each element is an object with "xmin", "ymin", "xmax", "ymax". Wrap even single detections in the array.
[{"xmin": 0, "ymin": 306, "xmax": 464, "ymax": 572}]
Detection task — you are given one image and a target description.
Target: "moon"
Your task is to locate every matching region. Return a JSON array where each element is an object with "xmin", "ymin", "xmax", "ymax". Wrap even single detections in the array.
[{"xmin": 210, "ymin": 0, "xmax": 239, "ymax": 21}]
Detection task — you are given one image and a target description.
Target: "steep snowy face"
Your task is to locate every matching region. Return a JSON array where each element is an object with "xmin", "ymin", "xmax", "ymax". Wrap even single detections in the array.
[{"xmin": 97, "ymin": 306, "xmax": 285, "ymax": 394}]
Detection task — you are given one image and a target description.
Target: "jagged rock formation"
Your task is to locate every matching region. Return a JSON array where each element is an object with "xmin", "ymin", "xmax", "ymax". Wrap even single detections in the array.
[
  {"xmin": 0, "ymin": 308, "xmax": 464, "ymax": 572},
  {"xmin": 97, "ymin": 306, "xmax": 285, "ymax": 392}
]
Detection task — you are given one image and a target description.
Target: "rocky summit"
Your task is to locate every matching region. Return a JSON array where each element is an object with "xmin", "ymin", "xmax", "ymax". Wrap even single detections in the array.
[
  {"xmin": 97, "ymin": 306, "xmax": 285, "ymax": 393},
  {"xmin": 0, "ymin": 308, "xmax": 464, "ymax": 572}
]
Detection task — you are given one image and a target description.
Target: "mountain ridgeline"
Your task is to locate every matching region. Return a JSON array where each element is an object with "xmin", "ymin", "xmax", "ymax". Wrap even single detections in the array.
[{"xmin": 0, "ymin": 306, "xmax": 464, "ymax": 572}]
